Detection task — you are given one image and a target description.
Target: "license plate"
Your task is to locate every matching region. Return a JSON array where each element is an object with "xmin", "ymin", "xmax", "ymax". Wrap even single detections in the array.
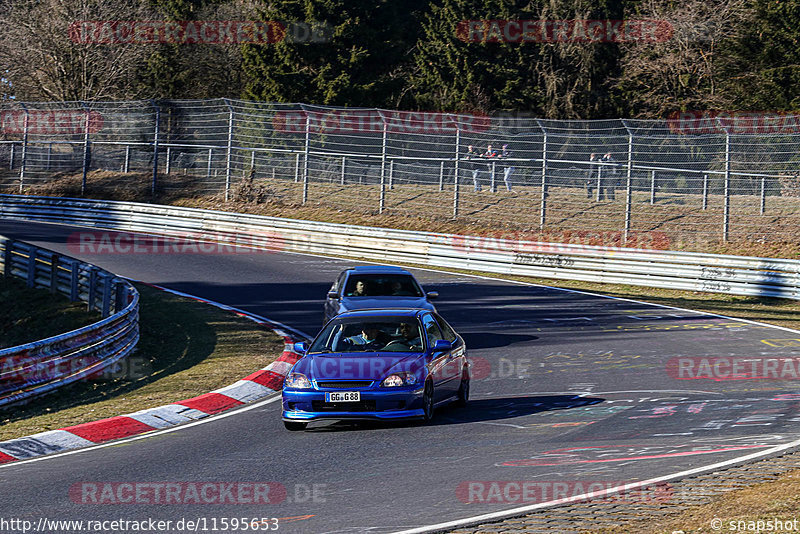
[{"xmin": 326, "ymin": 391, "xmax": 360, "ymax": 402}]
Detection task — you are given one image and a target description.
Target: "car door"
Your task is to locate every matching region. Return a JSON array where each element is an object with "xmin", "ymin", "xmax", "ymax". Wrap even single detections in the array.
[
  {"xmin": 434, "ymin": 313, "xmax": 466, "ymax": 385},
  {"xmin": 422, "ymin": 313, "xmax": 457, "ymax": 400}
]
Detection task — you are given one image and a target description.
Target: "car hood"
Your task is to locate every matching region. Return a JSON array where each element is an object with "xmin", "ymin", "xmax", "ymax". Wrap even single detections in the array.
[
  {"xmin": 340, "ymin": 296, "xmax": 434, "ymax": 312},
  {"xmin": 298, "ymin": 353, "xmax": 426, "ymax": 381}
]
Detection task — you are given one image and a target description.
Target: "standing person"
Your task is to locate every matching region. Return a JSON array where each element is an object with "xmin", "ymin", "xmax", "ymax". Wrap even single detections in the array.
[
  {"xmin": 586, "ymin": 153, "xmax": 598, "ymax": 199},
  {"xmin": 499, "ymin": 144, "xmax": 515, "ymax": 192},
  {"xmin": 482, "ymin": 144, "xmax": 498, "ymax": 191},
  {"xmin": 465, "ymin": 144, "xmax": 482, "ymax": 192},
  {"xmin": 601, "ymin": 152, "xmax": 618, "ymax": 200}
]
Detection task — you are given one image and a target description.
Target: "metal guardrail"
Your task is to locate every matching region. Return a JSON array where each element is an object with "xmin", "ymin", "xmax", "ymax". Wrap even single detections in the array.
[
  {"xmin": 0, "ymin": 194, "xmax": 797, "ymax": 301},
  {"xmin": 0, "ymin": 235, "xmax": 139, "ymax": 408}
]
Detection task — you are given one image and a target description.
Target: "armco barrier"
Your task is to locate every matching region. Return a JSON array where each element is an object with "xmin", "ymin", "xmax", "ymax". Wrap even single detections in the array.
[
  {"xmin": 0, "ymin": 193, "xmax": 798, "ymax": 300},
  {"xmin": 0, "ymin": 235, "xmax": 139, "ymax": 408}
]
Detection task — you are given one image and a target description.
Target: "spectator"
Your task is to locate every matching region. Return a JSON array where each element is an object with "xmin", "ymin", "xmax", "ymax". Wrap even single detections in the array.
[
  {"xmin": 499, "ymin": 144, "xmax": 515, "ymax": 192},
  {"xmin": 601, "ymin": 152, "xmax": 619, "ymax": 200},
  {"xmin": 586, "ymin": 153, "xmax": 598, "ymax": 199},
  {"xmin": 465, "ymin": 144, "xmax": 482, "ymax": 192}
]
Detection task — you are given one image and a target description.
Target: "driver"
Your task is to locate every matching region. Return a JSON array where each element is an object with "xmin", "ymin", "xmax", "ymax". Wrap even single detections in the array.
[
  {"xmin": 347, "ymin": 324, "xmax": 390, "ymax": 350},
  {"xmin": 396, "ymin": 322, "xmax": 422, "ymax": 350}
]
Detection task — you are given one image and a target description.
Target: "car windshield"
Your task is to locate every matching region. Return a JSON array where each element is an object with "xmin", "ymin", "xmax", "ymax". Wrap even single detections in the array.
[
  {"xmin": 309, "ymin": 318, "xmax": 425, "ymax": 353},
  {"xmin": 343, "ymin": 274, "xmax": 424, "ymax": 297}
]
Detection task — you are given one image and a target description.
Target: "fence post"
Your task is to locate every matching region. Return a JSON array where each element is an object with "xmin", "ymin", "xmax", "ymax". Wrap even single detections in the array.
[
  {"xmin": 650, "ymin": 170, "xmax": 656, "ymax": 204},
  {"xmin": 81, "ymin": 103, "xmax": 91, "ymax": 194},
  {"xmin": 124, "ymin": 145, "xmax": 130, "ymax": 173},
  {"xmin": 379, "ymin": 121, "xmax": 387, "ymax": 213},
  {"xmin": 46, "ymin": 142, "xmax": 52, "ymax": 170},
  {"xmin": 490, "ymin": 161, "xmax": 497, "ymax": 192},
  {"xmin": 439, "ymin": 161, "xmax": 444, "ymax": 191},
  {"xmin": 622, "ymin": 121, "xmax": 634, "ymax": 241},
  {"xmin": 760, "ymin": 175, "xmax": 766, "ymax": 215},
  {"xmin": 9, "ymin": 142, "xmax": 14, "ymax": 170},
  {"xmin": 151, "ymin": 100, "xmax": 160, "ymax": 196},
  {"xmin": 224, "ymin": 99, "xmax": 234, "ymax": 202},
  {"xmin": 723, "ymin": 129, "xmax": 731, "ymax": 241},
  {"xmin": 206, "ymin": 148, "xmax": 213, "ymax": 179},
  {"xmin": 165, "ymin": 146, "xmax": 171, "ymax": 175},
  {"xmin": 50, "ymin": 254, "xmax": 59, "ymax": 294},
  {"xmin": 537, "ymin": 120, "xmax": 548, "ymax": 229},
  {"xmin": 250, "ymin": 149, "xmax": 256, "ymax": 173},
  {"xmin": 341, "ymin": 156, "xmax": 346, "ymax": 185},
  {"xmin": 452, "ymin": 117, "xmax": 461, "ymax": 218},
  {"xmin": 294, "ymin": 152, "xmax": 300, "ymax": 183},
  {"xmin": 302, "ymin": 115, "xmax": 310, "ymax": 204},
  {"xmin": 702, "ymin": 174, "xmax": 708, "ymax": 210},
  {"xmin": 596, "ymin": 165, "xmax": 603, "ymax": 202},
  {"xmin": 18, "ymin": 104, "xmax": 29, "ymax": 193},
  {"xmin": 388, "ymin": 159, "xmax": 394, "ymax": 190}
]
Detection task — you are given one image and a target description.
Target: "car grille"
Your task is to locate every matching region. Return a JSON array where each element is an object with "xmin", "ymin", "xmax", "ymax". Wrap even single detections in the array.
[
  {"xmin": 316, "ymin": 381, "xmax": 373, "ymax": 389},
  {"xmin": 312, "ymin": 400, "xmax": 377, "ymax": 412}
]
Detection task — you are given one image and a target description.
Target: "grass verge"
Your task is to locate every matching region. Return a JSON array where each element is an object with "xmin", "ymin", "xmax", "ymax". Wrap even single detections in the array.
[
  {"xmin": 0, "ymin": 283, "xmax": 283, "ymax": 442},
  {"xmin": 0, "ymin": 276, "xmax": 100, "ymax": 349}
]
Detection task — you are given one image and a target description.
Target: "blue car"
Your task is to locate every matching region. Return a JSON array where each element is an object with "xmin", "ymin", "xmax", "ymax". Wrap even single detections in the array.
[
  {"xmin": 323, "ymin": 266, "xmax": 438, "ymax": 324},
  {"xmin": 282, "ymin": 309, "xmax": 468, "ymax": 430}
]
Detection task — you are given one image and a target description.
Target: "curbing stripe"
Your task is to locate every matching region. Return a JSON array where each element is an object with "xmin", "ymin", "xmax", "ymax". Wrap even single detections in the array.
[
  {"xmin": 0, "ymin": 452, "xmax": 17, "ymax": 464},
  {"xmin": 245, "ymin": 370, "xmax": 286, "ymax": 390},
  {"xmin": 213, "ymin": 380, "xmax": 274, "ymax": 403},
  {"xmin": 126, "ymin": 405, "xmax": 211, "ymax": 429},
  {"xmin": 63, "ymin": 416, "xmax": 157, "ymax": 443},
  {"xmin": 175, "ymin": 392, "xmax": 245, "ymax": 415}
]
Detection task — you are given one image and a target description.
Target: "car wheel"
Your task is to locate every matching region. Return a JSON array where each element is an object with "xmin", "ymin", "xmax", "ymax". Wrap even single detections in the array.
[
  {"xmin": 455, "ymin": 367, "xmax": 470, "ymax": 407},
  {"xmin": 283, "ymin": 420, "xmax": 307, "ymax": 431},
  {"xmin": 422, "ymin": 380, "xmax": 435, "ymax": 423}
]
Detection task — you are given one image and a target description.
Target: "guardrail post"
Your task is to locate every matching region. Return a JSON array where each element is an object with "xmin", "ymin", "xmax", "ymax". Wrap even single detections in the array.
[
  {"xmin": 26, "ymin": 248, "xmax": 36, "ymax": 288},
  {"xmin": 302, "ymin": 115, "xmax": 310, "ymax": 204},
  {"xmin": 453, "ymin": 119, "xmax": 460, "ymax": 218},
  {"xmin": 760, "ymin": 175, "xmax": 766, "ymax": 215},
  {"xmin": 49, "ymin": 254, "xmax": 59, "ymax": 294},
  {"xmin": 114, "ymin": 280, "xmax": 125, "ymax": 313},
  {"xmin": 70, "ymin": 260, "xmax": 79, "ymax": 301},
  {"xmin": 87, "ymin": 267, "xmax": 97, "ymax": 312},
  {"xmin": 101, "ymin": 275, "xmax": 112, "ymax": 318},
  {"xmin": 340, "ymin": 156, "xmax": 346, "ymax": 185},
  {"xmin": 151, "ymin": 100, "xmax": 160, "ymax": 196},
  {"xmin": 490, "ymin": 161, "xmax": 497, "ymax": 193},
  {"xmin": 18, "ymin": 104, "xmax": 29, "ymax": 193},
  {"xmin": 439, "ymin": 161, "xmax": 444, "ymax": 192},
  {"xmin": 3, "ymin": 239, "xmax": 12, "ymax": 278},
  {"xmin": 124, "ymin": 145, "xmax": 130, "ymax": 173},
  {"xmin": 224, "ymin": 99, "xmax": 235, "ymax": 202},
  {"xmin": 650, "ymin": 170, "xmax": 656, "ymax": 204},
  {"xmin": 81, "ymin": 103, "xmax": 92, "ymax": 195},
  {"xmin": 165, "ymin": 146, "xmax": 171, "ymax": 175},
  {"xmin": 379, "ymin": 121, "xmax": 387, "ymax": 213},
  {"xmin": 702, "ymin": 174, "xmax": 708, "ymax": 210}
]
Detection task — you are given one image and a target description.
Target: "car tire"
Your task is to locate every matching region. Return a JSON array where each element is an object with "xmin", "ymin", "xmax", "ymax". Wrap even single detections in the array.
[
  {"xmin": 422, "ymin": 380, "xmax": 435, "ymax": 423},
  {"xmin": 283, "ymin": 420, "xmax": 307, "ymax": 431},
  {"xmin": 455, "ymin": 367, "xmax": 470, "ymax": 407}
]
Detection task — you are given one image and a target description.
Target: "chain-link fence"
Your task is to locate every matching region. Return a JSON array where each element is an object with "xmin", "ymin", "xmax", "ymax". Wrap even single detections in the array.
[{"xmin": 2, "ymin": 99, "xmax": 799, "ymax": 246}]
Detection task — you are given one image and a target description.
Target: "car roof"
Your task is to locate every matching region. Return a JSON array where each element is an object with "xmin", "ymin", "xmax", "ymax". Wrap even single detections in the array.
[
  {"xmin": 334, "ymin": 308, "xmax": 427, "ymax": 320},
  {"xmin": 345, "ymin": 265, "xmax": 413, "ymax": 275}
]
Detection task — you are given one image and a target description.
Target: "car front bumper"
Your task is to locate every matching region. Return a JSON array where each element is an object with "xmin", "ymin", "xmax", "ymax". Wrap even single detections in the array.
[{"xmin": 282, "ymin": 387, "xmax": 425, "ymax": 421}]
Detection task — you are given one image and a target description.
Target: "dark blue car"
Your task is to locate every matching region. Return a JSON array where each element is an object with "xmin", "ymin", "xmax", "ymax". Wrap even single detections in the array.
[{"xmin": 282, "ymin": 309, "xmax": 469, "ymax": 430}]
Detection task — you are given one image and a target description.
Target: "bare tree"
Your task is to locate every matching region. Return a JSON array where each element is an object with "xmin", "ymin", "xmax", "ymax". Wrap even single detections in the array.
[
  {"xmin": 617, "ymin": 0, "xmax": 752, "ymax": 117},
  {"xmin": 0, "ymin": 0, "xmax": 154, "ymax": 100}
]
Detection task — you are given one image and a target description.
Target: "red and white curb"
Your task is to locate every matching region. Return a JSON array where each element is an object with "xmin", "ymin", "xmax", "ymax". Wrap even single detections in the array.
[{"xmin": 0, "ymin": 282, "xmax": 309, "ymax": 465}]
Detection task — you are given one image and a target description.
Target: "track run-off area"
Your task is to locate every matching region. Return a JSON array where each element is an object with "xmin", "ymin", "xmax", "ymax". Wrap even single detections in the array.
[{"xmin": 1, "ymin": 219, "xmax": 800, "ymax": 534}]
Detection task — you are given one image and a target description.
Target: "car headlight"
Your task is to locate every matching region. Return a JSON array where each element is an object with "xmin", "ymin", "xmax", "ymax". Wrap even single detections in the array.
[
  {"xmin": 381, "ymin": 373, "xmax": 418, "ymax": 387},
  {"xmin": 285, "ymin": 372, "xmax": 312, "ymax": 389}
]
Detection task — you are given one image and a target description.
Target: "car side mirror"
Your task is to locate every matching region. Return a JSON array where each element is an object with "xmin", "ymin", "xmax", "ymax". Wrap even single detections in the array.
[
  {"xmin": 327, "ymin": 291, "xmax": 340, "ymax": 300},
  {"xmin": 432, "ymin": 339, "xmax": 452, "ymax": 352},
  {"xmin": 293, "ymin": 341, "xmax": 309, "ymax": 354},
  {"xmin": 426, "ymin": 291, "xmax": 439, "ymax": 301}
]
